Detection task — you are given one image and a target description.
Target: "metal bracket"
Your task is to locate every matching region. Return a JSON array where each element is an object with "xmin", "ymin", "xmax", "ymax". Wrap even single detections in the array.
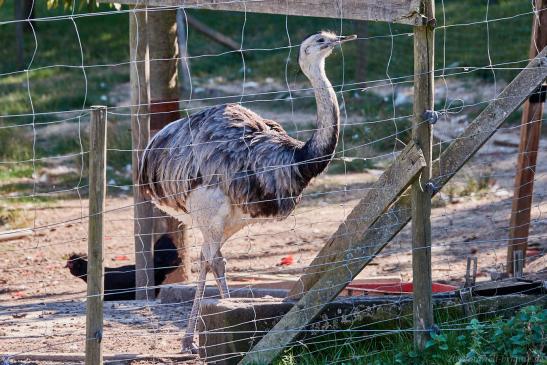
[
  {"xmin": 422, "ymin": 110, "xmax": 439, "ymax": 125},
  {"xmin": 459, "ymin": 288, "xmax": 476, "ymax": 318},
  {"xmin": 95, "ymin": 329, "xmax": 103, "ymax": 343},
  {"xmin": 426, "ymin": 17, "xmax": 437, "ymax": 28},
  {"xmin": 425, "ymin": 180, "xmax": 440, "ymax": 195},
  {"xmin": 429, "ymin": 324, "xmax": 441, "ymax": 336},
  {"xmin": 464, "ymin": 256, "xmax": 478, "ymax": 288},
  {"xmin": 513, "ymin": 250, "xmax": 524, "ymax": 278},
  {"xmin": 529, "ymin": 84, "xmax": 546, "ymax": 103},
  {"xmin": 415, "ymin": 13, "xmax": 436, "ymax": 28}
]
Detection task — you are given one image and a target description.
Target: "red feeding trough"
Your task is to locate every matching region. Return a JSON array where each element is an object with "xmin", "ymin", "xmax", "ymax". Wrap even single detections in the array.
[{"xmin": 344, "ymin": 280, "xmax": 458, "ymax": 296}]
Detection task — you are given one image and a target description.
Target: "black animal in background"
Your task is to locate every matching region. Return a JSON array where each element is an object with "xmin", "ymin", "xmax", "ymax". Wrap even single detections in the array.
[{"xmin": 65, "ymin": 234, "xmax": 181, "ymax": 300}]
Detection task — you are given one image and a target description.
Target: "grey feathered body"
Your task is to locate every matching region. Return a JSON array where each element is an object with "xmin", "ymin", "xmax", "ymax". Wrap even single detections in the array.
[{"xmin": 139, "ymin": 103, "xmax": 338, "ymax": 219}]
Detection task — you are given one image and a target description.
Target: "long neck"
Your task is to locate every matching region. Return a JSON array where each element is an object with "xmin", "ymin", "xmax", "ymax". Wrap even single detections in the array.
[{"xmin": 297, "ymin": 61, "xmax": 340, "ymax": 181}]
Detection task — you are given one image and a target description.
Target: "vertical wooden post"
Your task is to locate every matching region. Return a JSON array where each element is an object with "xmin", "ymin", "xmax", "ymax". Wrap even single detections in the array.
[
  {"xmin": 148, "ymin": 8, "xmax": 191, "ymax": 283},
  {"xmin": 412, "ymin": 0, "xmax": 434, "ymax": 351},
  {"xmin": 86, "ymin": 106, "xmax": 107, "ymax": 365},
  {"xmin": 506, "ymin": 0, "xmax": 546, "ymax": 274},
  {"xmin": 148, "ymin": 9, "xmax": 181, "ymax": 132},
  {"xmin": 130, "ymin": 6, "xmax": 155, "ymax": 300}
]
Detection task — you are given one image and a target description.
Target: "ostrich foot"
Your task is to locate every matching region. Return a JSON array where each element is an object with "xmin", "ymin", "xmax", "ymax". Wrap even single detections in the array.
[{"xmin": 181, "ymin": 335, "xmax": 199, "ymax": 354}]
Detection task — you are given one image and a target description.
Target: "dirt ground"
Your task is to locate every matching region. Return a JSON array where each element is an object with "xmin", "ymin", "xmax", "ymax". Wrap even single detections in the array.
[
  {"xmin": 1, "ymin": 75, "xmax": 546, "ymax": 363},
  {"xmin": 1, "ymin": 126, "xmax": 546, "ymax": 363}
]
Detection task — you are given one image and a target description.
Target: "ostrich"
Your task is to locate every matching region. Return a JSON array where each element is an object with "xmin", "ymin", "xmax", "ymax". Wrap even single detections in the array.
[{"xmin": 139, "ymin": 31, "xmax": 356, "ymax": 352}]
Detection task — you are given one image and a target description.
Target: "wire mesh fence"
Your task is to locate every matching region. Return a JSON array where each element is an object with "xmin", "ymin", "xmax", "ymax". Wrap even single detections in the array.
[{"xmin": 0, "ymin": 0, "xmax": 546, "ymax": 364}]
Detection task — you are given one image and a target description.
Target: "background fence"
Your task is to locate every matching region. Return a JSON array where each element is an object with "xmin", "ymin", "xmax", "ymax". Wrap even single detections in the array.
[{"xmin": 0, "ymin": 0, "xmax": 546, "ymax": 364}]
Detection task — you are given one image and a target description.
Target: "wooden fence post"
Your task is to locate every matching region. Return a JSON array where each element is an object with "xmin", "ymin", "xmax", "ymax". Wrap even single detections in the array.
[
  {"xmin": 506, "ymin": 0, "xmax": 546, "ymax": 274},
  {"xmin": 411, "ymin": 0, "xmax": 435, "ymax": 351},
  {"xmin": 130, "ymin": 6, "xmax": 155, "ymax": 300},
  {"xmin": 148, "ymin": 7, "xmax": 191, "ymax": 284},
  {"xmin": 85, "ymin": 106, "xmax": 107, "ymax": 365}
]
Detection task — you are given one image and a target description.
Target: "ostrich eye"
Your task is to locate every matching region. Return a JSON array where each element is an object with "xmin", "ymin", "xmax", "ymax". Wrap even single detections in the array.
[{"xmin": 317, "ymin": 38, "xmax": 325, "ymax": 43}]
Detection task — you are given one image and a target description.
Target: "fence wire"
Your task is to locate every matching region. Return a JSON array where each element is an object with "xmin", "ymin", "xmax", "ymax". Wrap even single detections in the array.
[{"xmin": 0, "ymin": 1, "xmax": 546, "ymax": 364}]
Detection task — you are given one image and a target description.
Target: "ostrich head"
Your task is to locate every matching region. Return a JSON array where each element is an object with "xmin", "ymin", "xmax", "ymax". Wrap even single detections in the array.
[{"xmin": 298, "ymin": 31, "xmax": 356, "ymax": 77}]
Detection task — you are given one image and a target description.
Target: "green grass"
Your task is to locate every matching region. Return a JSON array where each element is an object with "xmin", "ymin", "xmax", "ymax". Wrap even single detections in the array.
[
  {"xmin": 0, "ymin": 165, "xmax": 34, "ymax": 180},
  {"xmin": 0, "ymin": 1, "xmax": 129, "ymax": 122}
]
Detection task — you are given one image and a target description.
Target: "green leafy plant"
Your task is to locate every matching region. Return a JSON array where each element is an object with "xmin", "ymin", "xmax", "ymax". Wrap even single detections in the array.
[{"xmin": 456, "ymin": 307, "xmax": 546, "ymax": 365}]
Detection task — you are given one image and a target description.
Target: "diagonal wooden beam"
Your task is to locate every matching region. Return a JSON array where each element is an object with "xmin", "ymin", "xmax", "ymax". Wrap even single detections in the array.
[
  {"xmin": 239, "ymin": 142, "xmax": 427, "ymax": 365},
  {"xmin": 289, "ymin": 46, "xmax": 547, "ymax": 299}
]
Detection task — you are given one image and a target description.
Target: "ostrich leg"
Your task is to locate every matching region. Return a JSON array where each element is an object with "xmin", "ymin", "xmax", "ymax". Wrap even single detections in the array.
[
  {"xmin": 182, "ymin": 256, "xmax": 207, "ymax": 353},
  {"xmin": 211, "ymin": 250, "xmax": 230, "ymax": 299},
  {"xmin": 201, "ymin": 226, "xmax": 230, "ymax": 299},
  {"xmin": 182, "ymin": 227, "xmax": 227, "ymax": 352}
]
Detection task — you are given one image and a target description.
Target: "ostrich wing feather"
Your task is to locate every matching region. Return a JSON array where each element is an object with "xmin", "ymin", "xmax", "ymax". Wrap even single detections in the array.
[{"xmin": 140, "ymin": 103, "xmax": 317, "ymax": 218}]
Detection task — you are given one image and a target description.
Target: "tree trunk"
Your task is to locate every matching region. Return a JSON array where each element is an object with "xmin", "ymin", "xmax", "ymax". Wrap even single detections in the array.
[
  {"xmin": 14, "ymin": 1, "xmax": 25, "ymax": 69},
  {"xmin": 23, "ymin": 0, "xmax": 36, "ymax": 32},
  {"xmin": 148, "ymin": 8, "xmax": 191, "ymax": 283}
]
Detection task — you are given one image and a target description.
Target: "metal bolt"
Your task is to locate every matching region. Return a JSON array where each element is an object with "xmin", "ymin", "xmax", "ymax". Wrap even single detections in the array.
[
  {"xmin": 425, "ymin": 181, "xmax": 440, "ymax": 195},
  {"xmin": 415, "ymin": 15, "xmax": 427, "ymax": 26},
  {"xmin": 422, "ymin": 110, "xmax": 439, "ymax": 125},
  {"xmin": 95, "ymin": 329, "xmax": 103, "ymax": 343},
  {"xmin": 430, "ymin": 324, "xmax": 441, "ymax": 336}
]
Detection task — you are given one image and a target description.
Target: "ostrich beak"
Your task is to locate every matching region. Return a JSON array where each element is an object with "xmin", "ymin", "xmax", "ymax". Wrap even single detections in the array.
[{"xmin": 334, "ymin": 34, "xmax": 357, "ymax": 45}]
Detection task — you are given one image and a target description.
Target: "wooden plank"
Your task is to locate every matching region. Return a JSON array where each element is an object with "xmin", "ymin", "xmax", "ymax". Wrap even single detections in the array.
[
  {"xmin": 130, "ymin": 7, "xmax": 156, "ymax": 300},
  {"xmin": 239, "ymin": 142, "xmax": 426, "ymax": 365},
  {"xmin": 0, "ymin": 228, "xmax": 40, "ymax": 242},
  {"xmin": 103, "ymin": 0, "xmax": 425, "ymax": 25},
  {"xmin": 473, "ymin": 279, "xmax": 544, "ymax": 296},
  {"xmin": 289, "ymin": 46, "xmax": 547, "ymax": 299},
  {"xmin": 411, "ymin": 0, "xmax": 434, "ymax": 350},
  {"xmin": 506, "ymin": 0, "xmax": 547, "ymax": 274},
  {"xmin": 2, "ymin": 352, "xmax": 197, "ymax": 363},
  {"xmin": 86, "ymin": 106, "xmax": 107, "ymax": 365}
]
